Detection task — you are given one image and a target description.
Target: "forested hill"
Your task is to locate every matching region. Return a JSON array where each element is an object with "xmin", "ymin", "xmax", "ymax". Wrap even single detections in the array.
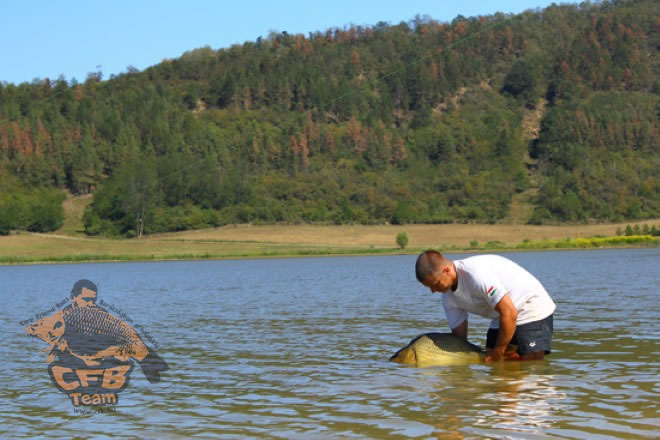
[{"xmin": 0, "ymin": 0, "xmax": 658, "ymax": 236}]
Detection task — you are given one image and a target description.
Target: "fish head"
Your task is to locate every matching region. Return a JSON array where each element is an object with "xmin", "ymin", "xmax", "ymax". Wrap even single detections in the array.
[{"xmin": 26, "ymin": 312, "xmax": 65, "ymax": 345}]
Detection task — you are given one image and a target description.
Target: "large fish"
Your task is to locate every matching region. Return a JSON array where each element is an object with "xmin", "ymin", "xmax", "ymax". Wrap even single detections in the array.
[
  {"xmin": 390, "ymin": 332, "xmax": 485, "ymax": 366},
  {"xmin": 26, "ymin": 305, "xmax": 167, "ymax": 383},
  {"xmin": 61, "ymin": 306, "xmax": 148, "ymax": 361}
]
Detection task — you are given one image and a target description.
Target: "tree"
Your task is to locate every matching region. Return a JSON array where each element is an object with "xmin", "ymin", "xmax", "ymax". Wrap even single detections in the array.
[
  {"xmin": 27, "ymin": 190, "xmax": 65, "ymax": 232},
  {"xmin": 391, "ymin": 201, "xmax": 415, "ymax": 225},
  {"xmin": 501, "ymin": 59, "xmax": 539, "ymax": 108},
  {"xmin": 84, "ymin": 158, "xmax": 158, "ymax": 237},
  {"xmin": 0, "ymin": 207, "xmax": 11, "ymax": 235}
]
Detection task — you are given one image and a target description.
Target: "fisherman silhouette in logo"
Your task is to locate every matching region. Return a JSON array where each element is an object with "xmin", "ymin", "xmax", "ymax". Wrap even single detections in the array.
[{"xmin": 26, "ymin": 279, "xmax": 167, "ymax": 403}]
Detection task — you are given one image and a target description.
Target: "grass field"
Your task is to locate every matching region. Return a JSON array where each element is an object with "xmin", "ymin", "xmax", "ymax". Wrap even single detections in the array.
[
  {"xmin": 57, "ymin": 193, "xmax": 92, "ymax": 235},
  {"xmin": 1, "ymin": 218, "xmax": 657, "ymax": 264}
]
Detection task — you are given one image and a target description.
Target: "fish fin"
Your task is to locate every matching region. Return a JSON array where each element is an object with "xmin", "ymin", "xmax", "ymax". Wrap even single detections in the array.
[
  {"xmin": 389, "ymin": 346, "xmax": 417, "ymax": 365},
  {"xmin": 138, "ymin": 349, "xmax": 169, "ymax": 383}
]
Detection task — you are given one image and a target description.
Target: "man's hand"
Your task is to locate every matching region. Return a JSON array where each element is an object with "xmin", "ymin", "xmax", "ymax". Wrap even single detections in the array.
[
  {"xmin": 485, "ymin": 346, "xmax": 505, "ymax": 362},
  {"xmin": 485, "ymin": 346, "xmax": 520, "ymax": 362}
]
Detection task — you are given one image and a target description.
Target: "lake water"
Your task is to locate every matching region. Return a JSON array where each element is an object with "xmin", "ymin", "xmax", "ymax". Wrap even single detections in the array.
[{"xmin": 1, "ymin": 249, "xmax": 658, "ymax": 438}]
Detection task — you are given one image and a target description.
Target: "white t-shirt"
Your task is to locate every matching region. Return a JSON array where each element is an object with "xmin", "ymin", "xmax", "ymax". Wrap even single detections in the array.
[{"xmin": 442, "ymin": 254, "xmax": 556, "ymax": 329}]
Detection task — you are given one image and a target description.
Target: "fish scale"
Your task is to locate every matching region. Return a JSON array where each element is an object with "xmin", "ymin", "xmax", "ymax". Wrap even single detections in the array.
[
  {"xmin": 390, "ymin": 332, "xmax": 485, "ymax": 366},
  {"xmin": 62, "ymin": 306, "xmax": 140, "ymax": 352}
]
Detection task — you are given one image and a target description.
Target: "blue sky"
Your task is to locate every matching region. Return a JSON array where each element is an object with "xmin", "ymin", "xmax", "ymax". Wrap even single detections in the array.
[{"xmin": 1, "ymin": 0, "xmax": 560, "ymax": 85}]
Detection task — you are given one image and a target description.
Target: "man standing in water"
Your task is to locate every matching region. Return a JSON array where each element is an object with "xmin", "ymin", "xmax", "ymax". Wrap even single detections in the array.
[{"xmin": 415, "ymin": 251, "xmax": 555, "ymax": 361}]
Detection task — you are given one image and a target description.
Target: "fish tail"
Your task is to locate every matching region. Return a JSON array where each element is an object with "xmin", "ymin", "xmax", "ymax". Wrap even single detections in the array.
[{"xmin": 137, "ymin": 349, "xmax": 168, "ymax": 383}]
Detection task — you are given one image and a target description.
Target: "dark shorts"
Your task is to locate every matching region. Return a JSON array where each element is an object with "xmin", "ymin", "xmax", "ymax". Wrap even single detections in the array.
[{"xmin": 486, "ymin": 314, "xmax": 554, "ymax": 356}]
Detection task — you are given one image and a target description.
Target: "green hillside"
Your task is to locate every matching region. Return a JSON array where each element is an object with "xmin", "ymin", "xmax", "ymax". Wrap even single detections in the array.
[{"xmin": 0, "ymin": 0, "xmax": 657, "ymax": 236}]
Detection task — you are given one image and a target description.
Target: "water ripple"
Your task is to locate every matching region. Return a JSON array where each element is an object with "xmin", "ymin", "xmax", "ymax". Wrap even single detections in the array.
[{"xmin": 1, "ymin": 250, "xmax": 658, "ymax": 438}]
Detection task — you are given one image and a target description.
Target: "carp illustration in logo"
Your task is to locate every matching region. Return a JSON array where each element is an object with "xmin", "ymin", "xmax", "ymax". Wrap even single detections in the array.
[{"xmin": 26, "ymin": 279, "xmax": 168, "ymax": 407}]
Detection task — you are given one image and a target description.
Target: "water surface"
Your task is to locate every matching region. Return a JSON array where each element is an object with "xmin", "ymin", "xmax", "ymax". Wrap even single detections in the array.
[{"xmin": 1, "ymin": 249, "xmax": 658, "ymax": 438}]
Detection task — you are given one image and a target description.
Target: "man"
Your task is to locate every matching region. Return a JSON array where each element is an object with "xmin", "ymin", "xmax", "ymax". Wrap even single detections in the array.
[
  {"xmin": 69, "ymin": 279, "xmax": 105, "ymax": 309},
  {"xmin": 415, "ymin": 250, "xmax": 555, "ymax": 362}
]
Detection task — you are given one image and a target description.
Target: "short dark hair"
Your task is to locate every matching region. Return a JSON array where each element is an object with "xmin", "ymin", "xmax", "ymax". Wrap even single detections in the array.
[
  {"xmin": 70, "ymin": 279, "xmax": 98, "ymax": 299},
  {"xmin": 415, "ymin": 250, "xmax": 450, "ymax": 282}
]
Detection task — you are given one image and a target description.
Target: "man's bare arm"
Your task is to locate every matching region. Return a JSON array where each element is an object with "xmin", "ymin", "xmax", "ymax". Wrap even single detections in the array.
[{"xmin": 486, "ymin": 294, "xmax": 518, "ymax": 361}]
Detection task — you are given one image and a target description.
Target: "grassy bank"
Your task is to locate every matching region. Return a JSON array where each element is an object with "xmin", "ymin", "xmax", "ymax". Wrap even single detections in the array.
[
  {"xmin": 0, "ymin": 221, "xmax": 657, "ymax": 265},
  {"xmin": 513, "ymin": 235, "xmax": 658, "ymax": 249}
]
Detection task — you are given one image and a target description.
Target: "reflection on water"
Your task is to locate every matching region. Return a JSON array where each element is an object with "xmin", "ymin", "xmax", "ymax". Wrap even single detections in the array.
[{"xmin": 1, "ymin": 249, "xmax": 659, "ymax": 438}]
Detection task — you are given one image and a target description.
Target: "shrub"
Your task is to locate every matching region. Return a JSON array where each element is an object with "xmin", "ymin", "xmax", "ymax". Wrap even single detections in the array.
[
  {"xmin": 396, "ymin": 232, "xmax": 409, "ymax": 249},
  {"xmin": 485, "ymin": 240, "xmax": 505, "ymax": 249}
]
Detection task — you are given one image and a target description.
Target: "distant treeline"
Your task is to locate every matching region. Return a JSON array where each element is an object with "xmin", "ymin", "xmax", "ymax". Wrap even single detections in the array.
[
  {"xmin": 0, "ymin": 0, "xmax": 657, "ymax": 236},
  {"xmin": 617, "ymin": 223, "xmax": 660, "ymax": 236}
]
